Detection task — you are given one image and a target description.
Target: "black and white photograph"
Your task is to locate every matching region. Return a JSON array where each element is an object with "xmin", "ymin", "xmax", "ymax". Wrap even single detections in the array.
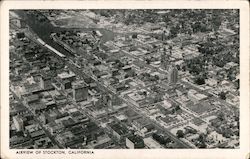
[{"xmin": 1, "ymin": 1, "xmax": 249, "ymax": 159}]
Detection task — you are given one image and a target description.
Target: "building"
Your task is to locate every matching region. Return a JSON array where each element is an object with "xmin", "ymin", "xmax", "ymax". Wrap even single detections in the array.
[
  {"xmin": 161, "ymin": 49, "xmax": 171, "ymax": 70},
  {"xmin": 10, "ymin": 136, "xmax": 32, "ymax": 148},
  {"xmin": 16, "ymin": 32, "xmax": 25, "ymax": 39},
  {"xmin": 95, "ymin": 30, "xmax": 103, "ymax": 37},
  {"xmin": 188, "ymin": 89, "xmax": 207, "ymax": 103},
  {"xmin": 34, "ymin": 137, "xmax": 53, "ymax": 149},
  {"xmin": 10, "ymin": 17, "xmax": 26, "ymax": 28},
  {"xmin": 161, "ymin": 30, "xmax": 166, "ymax": 41},
  {"xmin": 143, "ymin": 137, "xmax": 164, "ymax": 149},
  {"xmin": 10, "ymin": 103, "xmax": 29, "ymax": 116},
  {"xmin": 54, "ymin": 77, "xmax": 72, "ymax": 90},
  {"xmin": 133, "ymin": 118, "xmax": 150, "ymax": 130},
  {"xmin": 29, "ymin": 102, "xmax": 47, "ymax": 114},
  {"xmin": 72, "ymin": 80, "xmax": 88, "ymax": 102},
  {"xmin": 126, "ymin": 135, "xmax": 145, "ymax": 149},
  {"xmin": 25, "ymin": 124, "xmax": 46, "ymax": 140},
  {"xmin": 57, "ymin": 70, "xmax": 76, "ymax": 82},
  {"xmin": 47, "ymin": 121, "xmax": 64, "ymax": 135},
  {"xmin": 23, "ymin": 94, "xmax": 39, "ymax": 106},
  {"xmin": 167, "ymin": 65, "xmax": 178, "ymax": 85},
  {"xmin": 109, "ymin": 123, "xmax": 129, "ymax": 141},
  {"xmin": 13, "ymin": 115, "xmax": 24, "ymax": 131},
  {"xmin": 100, "ymin": 94, "xmax": 112, "ymax": 107},
  {"xmin": 61, "ymin": 79, "xmax": 72, "ymax": 90},
  {"xmin": 39, "ymin": 73, "xmax": 54, "ymax": 90}
]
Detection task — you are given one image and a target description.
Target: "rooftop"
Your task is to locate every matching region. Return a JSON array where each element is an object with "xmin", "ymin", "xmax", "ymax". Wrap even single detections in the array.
[
  {"xmin": 72, "ymin": 80, "xmax": 87, "ymax": 87},
  {"xmin": 24, "ymin": 94, "xmax": 39, "ymax": 103},
  {"xmin": 58, "ymin": 71, "xmax": 76, "ymax": 79},
  {"xmin": 109, "ymin": 123, "xmax": 129, "ymax": 136},
  {"xmin": 127, "ymin": 135, "xmax": 144, "ymax": 144},
  {"xmin": 143, "ymin": 137, "xmax": 163, "ymax": 148}
]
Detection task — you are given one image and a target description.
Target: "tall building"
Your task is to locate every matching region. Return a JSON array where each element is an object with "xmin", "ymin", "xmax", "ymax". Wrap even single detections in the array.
[
  {"xmin": 98, "ymin": 94, "xmax": 113, "ymax": 111},
  {"xmin": 161, "ymin": 48, "xmax": 171, "ymax": 70},
  {"xmin": 39, "ymin": 73, "xmax": 54, "ymax": 90},
  {"xmin": 161, "ymin": 30, "xmax": 166, "ymax": 41},
  {"xmin": 55, "ymin": 70, "xmax": 76, "ymax": 90},
  {"xmin": 167, "ymin": 65, "xmax": 178, "ymax": 85},
  {"xmin": 13, "ymin": 115, "xmax": 24, "ymax": 131},
  {"xmin": 72, "ymin": 80, "xmax": 88, "ymax": 102}
]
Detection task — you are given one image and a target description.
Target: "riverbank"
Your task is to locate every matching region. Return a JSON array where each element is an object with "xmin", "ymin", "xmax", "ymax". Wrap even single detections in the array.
[{"xmin": 14, "ymin": 10, "xmax": 116, "ymax": 55}]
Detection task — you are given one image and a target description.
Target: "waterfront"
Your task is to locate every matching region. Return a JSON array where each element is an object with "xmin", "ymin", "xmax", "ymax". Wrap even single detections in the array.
[{"xmin": 15, "ymin": 10, "xmax": 115, "ymax": 57}]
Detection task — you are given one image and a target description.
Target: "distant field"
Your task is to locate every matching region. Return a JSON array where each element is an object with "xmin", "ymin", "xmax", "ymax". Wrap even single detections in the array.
[{"xmin": 53, "ymin": 16, "xmax": 97, "ymax": 28}]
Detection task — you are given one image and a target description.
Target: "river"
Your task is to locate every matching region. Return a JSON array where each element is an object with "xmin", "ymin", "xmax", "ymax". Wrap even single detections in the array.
[{"xmin": 14, "ymin": 10, "xmax": 115, "ymax": 57}]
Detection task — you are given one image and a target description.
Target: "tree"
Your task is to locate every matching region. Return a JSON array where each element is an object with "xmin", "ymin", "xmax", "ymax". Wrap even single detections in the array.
[
  {"xmin": 145, "ymin": 58, "xmax": 151, "ymax": 64},
  {"xmin": 154, "ymin": 75, "xmax": 160, "ymax": 81},
  {"xmin": 219, "ymin": 91, "xmax": 227, "ymax": 100},
  {"xmin": 235, "ymin": 79, "xmax": 239, "ymax": 90},
  {"xmin": 176, "ymin": 130, "xmax": 184, "ymax": 138},
  {"xmin": 197, "ymin": 133, "xmax": 207, "ymax": 148},
  {"xmin": 152, "ymin": 133, "xmax": 172, "ymax": 145},
  {"xmin": 211, "ymin": 13, "xmax": 222, "ymax": 31},
  {"xmin": 217, "ymin": 112, "xmax": 225, "ymax": 121},
  {"xmin": 125, "ymin": 70, "xmax": 136, "ymax": 78},
  {"xmin": 198, "ymin": 133, "xmax": 206, "ymax": 142},
  {"xmin": 132, "ymin": 34, "xmax": 137, "ymax": 39},
  {"xmin": 221, "ymin": 128, "xmax": 233, "ymax": 138},
  {"xmin": 169, "ymin": 26, "xmax": 178, "ymax": 38},
  {"xmin": 169, "ymin": 45, "xmax": 173, "ymax": 50},
  {"xmin": 194, "ymin": 77, "xmax": 205, "ymax": 85},
  {"xmin": 175, "ymin": 105, "xmax": 181, "ymax": 112},
  {"xmin": 176, "ymin": 65, "xmax": 181, "ymax": 70},
  {"xmin": 198, "ymin": 141, "xmax": 207, "ymax": 148},
  {"xmin": 165, "ymin": 137, "xmax": 172, "ymax": 144},
  {"xmin": 154, "ymin": 95, "xmax": 162, "ymax": 103},
  {"xmin": 181, "ymin": 65, "xmax": 186, "ymax": 71}
]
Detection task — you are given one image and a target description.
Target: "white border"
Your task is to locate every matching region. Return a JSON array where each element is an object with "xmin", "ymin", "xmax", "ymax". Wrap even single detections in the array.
[{"xmin": 1, "ymin": 1, "xmax": 249, "ymax": 159}]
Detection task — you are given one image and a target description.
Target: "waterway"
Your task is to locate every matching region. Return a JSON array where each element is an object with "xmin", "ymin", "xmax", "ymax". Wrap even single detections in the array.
[{"xmin": 14, "ymin": 10, "xmax": 115, "ymax": 57}]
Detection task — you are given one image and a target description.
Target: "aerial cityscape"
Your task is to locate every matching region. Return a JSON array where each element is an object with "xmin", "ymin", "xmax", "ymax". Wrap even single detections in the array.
[{"xmin": 9, "ymin": 9, "xmax": 239, "ymax": 149}]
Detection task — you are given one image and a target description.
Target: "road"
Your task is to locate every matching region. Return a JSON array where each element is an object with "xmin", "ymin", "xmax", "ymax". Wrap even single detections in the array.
[
  {"xmin": 122, "ymin": 47, "xmax": 236, "ymax": 109},
  {"xmin": 10, "ymin": 22, "xmax": 67, "ymax": 148},
  {"xmin": 55, "ymin": 86, "xmax": 123, "ymax": 148},
  {"xmin": 122, "ymin": 47, "xmax": 238, "ymax": 122},
  {"xmin": 26, "ymin": 26, "xmax": 192, "ymax": 148},
  {"xmin": 180, "ymin": 78, "xmax": 237, "ymax": 111},
  {"xmin": 65, "ymin": 61, "xmax": 192, "ymax": 148},
  {"xmin": 11, "ymin": 13, "xmax": 239, "ymax": 149}
]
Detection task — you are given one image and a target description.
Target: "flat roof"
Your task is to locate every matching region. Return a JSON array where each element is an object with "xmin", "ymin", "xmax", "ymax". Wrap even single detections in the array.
[
  {"xmin": 110, "ymin": 123, "xmax": 129, "ymax": 136},
  {"xmin": 144, "ymin": 137, "xmax": 163, "ymax": 148},
  {"xmin": 127, "ymin": 135, "xmax": 143, "ymax": 144},
  {"xmin": 58, "ymin": 71, "xmax": 76, "ymax": 79}
]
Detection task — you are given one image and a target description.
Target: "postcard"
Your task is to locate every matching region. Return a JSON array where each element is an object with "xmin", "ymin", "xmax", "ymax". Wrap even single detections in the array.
[{"xmin": 1, "ymin": 1, "xmax": 249, "ymax": 159}]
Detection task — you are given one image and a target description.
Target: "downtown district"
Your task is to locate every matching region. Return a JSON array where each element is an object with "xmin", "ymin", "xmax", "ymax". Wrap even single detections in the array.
[{"xmin": 9, "ymin": 10, "xmax": 239, "ymax": 149}]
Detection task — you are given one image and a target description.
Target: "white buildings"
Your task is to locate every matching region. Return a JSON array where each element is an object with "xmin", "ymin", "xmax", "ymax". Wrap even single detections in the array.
[
  {"xmin": 143, "ymin": 137, "xmax": 164, "ymax": 149},
  {"xmin": 13, "ymin": 115, "xmax": 24, "ymax": 131},
  {"xmin": 188, "ymin": 89, "xmax": 207, "ymax": 103}
]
